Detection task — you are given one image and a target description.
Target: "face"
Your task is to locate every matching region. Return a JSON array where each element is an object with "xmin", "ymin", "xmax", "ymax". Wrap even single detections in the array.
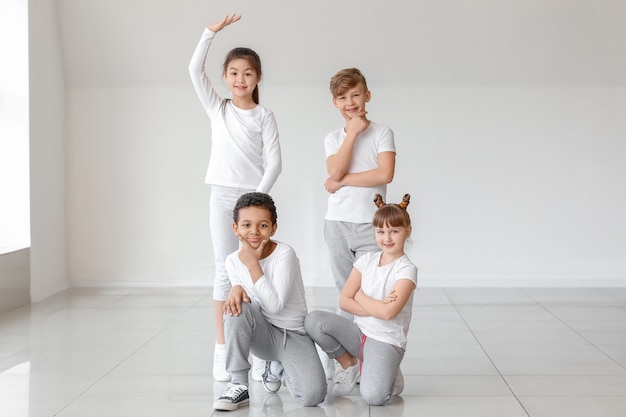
[
  {"xmin": 375, "ymin": 224, "xmax": 411, "ymax": 258},
  {"xmin": 224, "ymin": 58, "xmax": 259, "ymax": 99},
  {"xmin": 232, "ymin": 206, "xmax": 277, "ymax": 249},
  {"xmin": 332, "ymin": 84, "xmax": 371, "ymax": 119}
]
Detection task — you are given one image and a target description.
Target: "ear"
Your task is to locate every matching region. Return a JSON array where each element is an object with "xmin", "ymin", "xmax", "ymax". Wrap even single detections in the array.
[
  {"xmin": 270, "ymin": 223, "xmax": 278, "ymax": 236},
  {"xmin": 231, "ymin": 222, "xmax": 238, "ymax": 235},
  {"xmin": 365, "ymin": 90, "xmax": 371, "ymax": 102},
  {"xmin": 332, "ymin": 97, "xmax": 339, "ymax": 109}
]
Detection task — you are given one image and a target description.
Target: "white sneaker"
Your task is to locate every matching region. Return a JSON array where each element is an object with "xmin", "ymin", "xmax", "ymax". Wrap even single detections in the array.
[
  {"xmin": 262, "ymin": 360, "xmax": 283, "ymax": 393},
  {"xmin": 391, "ymin": 367, "xmax": 404, "ymax": 396},
  {"xmin": 332, "ymin": 361, "xmax": 360, "ymax": 396},
  {"xmin": 250, "ymin": 354, "xmax": 264, "ymax": 382},
  {"xmin": 213, "ymin": 342, "xmax": 230, "ymax": 382}
]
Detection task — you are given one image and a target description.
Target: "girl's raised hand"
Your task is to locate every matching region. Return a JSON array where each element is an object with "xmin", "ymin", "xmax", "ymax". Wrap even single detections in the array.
[{"xmin": 207, "ymin": 13, "xmax": 241, "ymax": 33}]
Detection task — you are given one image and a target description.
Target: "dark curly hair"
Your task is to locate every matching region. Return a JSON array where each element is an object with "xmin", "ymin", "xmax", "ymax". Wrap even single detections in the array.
[{"xmin": 233, "ymin": 192, "xmax": 277, "ymax": 224}]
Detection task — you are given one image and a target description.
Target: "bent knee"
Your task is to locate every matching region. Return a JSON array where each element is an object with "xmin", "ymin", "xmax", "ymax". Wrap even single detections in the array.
[
  {"xmin": 299, "ymin": 389, "xmax": 327, "ymax": 407},
  {"xmin": 362, "ymin": 390, "xmax": 391, "ymax": 406},
  {"xmin": 304, "ymin": 310, "xmax": 326, "ymax": 333}
]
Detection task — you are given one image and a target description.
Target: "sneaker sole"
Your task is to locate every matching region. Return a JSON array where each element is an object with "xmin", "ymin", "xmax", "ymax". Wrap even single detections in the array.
[
  {"xmin": 213, "ymin": 398, "xmax": 249, "ymax": 411},
  {"xmin": 262, "ymin": 380, "xmax": 281, "ymax": 393}
]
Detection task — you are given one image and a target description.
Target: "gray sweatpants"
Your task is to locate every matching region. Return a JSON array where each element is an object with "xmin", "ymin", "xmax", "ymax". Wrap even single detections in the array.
[
  {"xmin": 223, "ymin": 302, "xmax": 327, "ymax": 407},
  {"xmin": 304, "ymin": 310, "xmax": 404, "ymax": 405},
  {"xmin": 324, "ymin": 220, "xmax": 379, "ymax": 292}
]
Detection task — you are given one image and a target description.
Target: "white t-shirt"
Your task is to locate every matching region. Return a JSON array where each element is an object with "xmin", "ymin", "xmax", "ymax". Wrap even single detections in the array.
[
  {"xmin": 324, "ymin": 122, "xmax": 395, "ymax": 223},
  {"xmin": 225, "ymin": 241, "xmax": 308, "ymax": 332},
  {"xmin": 189, "ymin": 28, "xmax": 282, "ymax": 193},
  {"xmin": 353, "ymin": 251, "xmax": 418, "ymax": 349}
]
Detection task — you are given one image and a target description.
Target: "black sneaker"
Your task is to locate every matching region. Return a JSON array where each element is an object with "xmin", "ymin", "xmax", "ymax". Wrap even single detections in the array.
[{"xmin": 213, "ymin": 383, "xmax": 249, "ymax": 411}]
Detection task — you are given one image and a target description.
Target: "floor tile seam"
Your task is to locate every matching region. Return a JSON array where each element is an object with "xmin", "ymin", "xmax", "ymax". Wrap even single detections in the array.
[
  {"xmin": 442, "ymin": 288, "xmax": 532, "ymax": 417},
  {"xmin": 48, "ymin": 311, "xmax": 174, "ymax": 416},
  {"xmin": 523, "ymin": 289, "xmax": 626, "ymax": 372},
  {"xmin": 598, "ymin": 287, "xmax": 626, "ymax": 304}
]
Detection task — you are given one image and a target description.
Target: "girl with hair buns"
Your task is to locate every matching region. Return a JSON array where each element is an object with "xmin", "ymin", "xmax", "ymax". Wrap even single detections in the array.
[{"xmin": 305, "ymin": 194, "xmax": 417, "ymax": 405}]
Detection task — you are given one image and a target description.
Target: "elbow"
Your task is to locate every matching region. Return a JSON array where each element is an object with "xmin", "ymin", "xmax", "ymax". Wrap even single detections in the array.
[
  {"xmin": 378, "ymin": 308, "xmax": 399, "ymax": 321},
  {"xmin": 338, "ymin": 297, "xmax": 349, "ymax": 311},
  {"xmin": 265, "ymin": 304, "xmax": 283, "ymax": 315},
  {"xmin": 378, "ymin": 312, "xmax": 394, "ymax": 321},
  {"xmin": 328, "ymin": 170, "xmax": 344, "ymax": 182},
  {"xmin": 382, "ymin": 171, "xmax": 394, "ymax": 185}
]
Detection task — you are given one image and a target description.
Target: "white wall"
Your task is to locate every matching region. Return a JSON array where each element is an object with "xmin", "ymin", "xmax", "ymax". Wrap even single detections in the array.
[
  {"xmin": 29, "ymin": 0, "xmax": 69, "ymax": 300},
  {"xmin": 56, "ymin": 0, "xmax": 626, "ymax": 288}
]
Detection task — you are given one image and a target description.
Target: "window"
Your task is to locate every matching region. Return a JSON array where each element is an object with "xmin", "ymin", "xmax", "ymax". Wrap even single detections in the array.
[{"xmin": 0, "ymin": 0, "xmax": 30, "ymax": 254}]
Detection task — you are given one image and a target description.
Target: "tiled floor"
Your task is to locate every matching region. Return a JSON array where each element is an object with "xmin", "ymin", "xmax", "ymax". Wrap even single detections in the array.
[{"xmin": 1, "ymin": 287, "xmax": 626, "ymax": 417}]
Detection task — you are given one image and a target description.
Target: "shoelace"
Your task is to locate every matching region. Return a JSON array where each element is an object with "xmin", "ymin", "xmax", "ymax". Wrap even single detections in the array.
[
  {"xmin": 333, "ymin": 367, "xmax": 352, "ymax": 383},
  {"xmin": 222, "ymin": 383, "xmax": 247, "ymax": 399}
]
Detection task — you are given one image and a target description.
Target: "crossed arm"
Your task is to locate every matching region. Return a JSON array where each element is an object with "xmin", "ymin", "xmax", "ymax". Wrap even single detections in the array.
[
  {"xmin": 325, "ymin": 151, "xmax": 395, "ymax": 193},
  {"xmin": 339, "ymin": 267, "xmax": 416, "ymax": 321}
]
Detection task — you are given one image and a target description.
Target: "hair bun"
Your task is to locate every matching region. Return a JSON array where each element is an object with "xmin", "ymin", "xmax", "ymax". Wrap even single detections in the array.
[{"xmin": 373, "ymin": 193, "xmax": 411, "ymax": 209}]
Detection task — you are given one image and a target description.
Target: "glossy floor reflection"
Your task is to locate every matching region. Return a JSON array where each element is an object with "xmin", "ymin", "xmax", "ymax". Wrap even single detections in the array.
[{"xmin": 1, "ymin": 287, "xmax": 626, "ymax": 416}]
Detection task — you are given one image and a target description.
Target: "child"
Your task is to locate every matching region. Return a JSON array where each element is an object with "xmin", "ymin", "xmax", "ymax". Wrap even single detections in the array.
[
  {"xmin": 188, "ymin": 14, "xmax": 282, "ymax": 382},
  {"xmin": 305, "ymin": 194, "xmax": 417, "ymax": 406},
  {"xmin": 213, "ymin": 192, "xmax": 327, "ymax": 411},
  {"xmin": 323, "ymin": 68, "xmax": 396, "ymax": 297}
]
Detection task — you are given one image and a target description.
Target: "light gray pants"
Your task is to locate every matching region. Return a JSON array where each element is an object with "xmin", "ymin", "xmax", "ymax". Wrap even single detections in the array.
[
  {"xmin": 323, "ymin": 220, "xmax": 378, "ymax": 292},
  {"xmin": 224, "ymin": 302, "xmax": 327, "ymax": 407},
  {"xmin": 209, "ymin": 185, "xmax": 253, "ymax": 301},
  {"xmin": 305, "ymin": 310, "xmax": 404, "ymax": 405}
]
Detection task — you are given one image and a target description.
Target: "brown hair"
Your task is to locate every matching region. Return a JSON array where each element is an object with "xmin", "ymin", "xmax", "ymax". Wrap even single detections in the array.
[
  {"xmin": 222, "ymin": 47, "xmax": 262, "ymax": 104},
  {"xmin": 329, "ymin": 67, "xmax": 368, "ymax": 98},
  {"xmin": 372, "ymin": 194, "xmax": 411, "ymax": 228}
]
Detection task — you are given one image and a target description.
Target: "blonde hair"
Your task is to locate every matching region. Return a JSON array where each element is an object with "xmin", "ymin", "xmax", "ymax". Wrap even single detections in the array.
[{"xmin": 329, "ymin": 67, "xmax": 368, "ymax": 98}]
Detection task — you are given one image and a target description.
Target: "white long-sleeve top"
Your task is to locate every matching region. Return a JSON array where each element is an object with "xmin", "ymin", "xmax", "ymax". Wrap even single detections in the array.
[
  {"xmin": 225, "ymin": 241, "xmax": 308, "ymax": 332},
  {"xmin": 189, "ymin": 28, "xmax": 282, "ymax": 193}
]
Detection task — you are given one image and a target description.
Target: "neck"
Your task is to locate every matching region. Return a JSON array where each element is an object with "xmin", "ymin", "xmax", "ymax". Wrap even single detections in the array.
[
  {"xmin": 232, "ymin": 96, "xmax": 257, "ymax": 110},
  {"xmin": 378, "ymin": 251, "xmax": 403, "ymax": 266},
  {"xmin": 260, "ymin": 240, "xmax": 277, "ymax": 259}
]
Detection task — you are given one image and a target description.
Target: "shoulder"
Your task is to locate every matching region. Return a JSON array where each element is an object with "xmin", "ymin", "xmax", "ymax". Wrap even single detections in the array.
[
  {"xmin": 395, "ymin": 255, "xmax": 418, "ymax": 282},
  {"xmin": 251, "ymin": 104, "xmax": 275, "ymax": 117},
  {"xmin": 270, "ymin": 241, "xmax": 298, "ymax": 259},
  {"xmin": 324, "ymin": 127, "xmax": 345, "ymax": 143},
  {"xmin": 355, "ymin": 251, "xmax": 381, "ymax": 269},
  {"xmin": 369, "ymin": 122, "xmax": 394, "ymax": 137}
]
